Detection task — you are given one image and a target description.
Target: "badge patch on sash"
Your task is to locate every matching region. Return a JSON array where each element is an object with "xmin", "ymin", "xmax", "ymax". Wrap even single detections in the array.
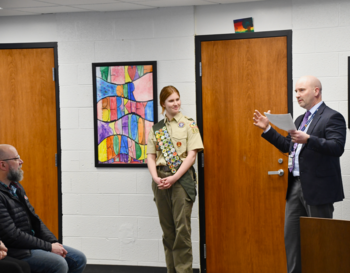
[{"xmin": 155, "ymin": 126, "xmax": 181, "ymax": 174}]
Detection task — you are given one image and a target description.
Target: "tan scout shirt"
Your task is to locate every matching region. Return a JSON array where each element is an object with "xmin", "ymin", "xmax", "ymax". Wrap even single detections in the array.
[{"xmin": 147, "ymin": 112, "xmax": 204, "ymax": 166}]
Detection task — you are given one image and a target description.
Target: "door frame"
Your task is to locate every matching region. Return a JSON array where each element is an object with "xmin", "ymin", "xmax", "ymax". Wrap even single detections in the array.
[
  {"xmin": 0, "ymin": 42, "xmax": 62, "ymax": 242},
  {"xmin": 194, "ymin": 30, "xmax": 293, "ymax": 272}
]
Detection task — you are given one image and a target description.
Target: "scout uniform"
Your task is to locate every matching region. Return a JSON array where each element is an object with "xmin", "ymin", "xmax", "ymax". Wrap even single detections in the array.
[{"xmin": 147, "ymin": 112, "xmax": 204, "ymax": 273}]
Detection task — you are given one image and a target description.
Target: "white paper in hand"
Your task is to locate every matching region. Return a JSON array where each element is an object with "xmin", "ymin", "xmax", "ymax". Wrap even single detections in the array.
[{"xmin": 264, "ymin": 112, "xmax": 296, "ymax": 132}]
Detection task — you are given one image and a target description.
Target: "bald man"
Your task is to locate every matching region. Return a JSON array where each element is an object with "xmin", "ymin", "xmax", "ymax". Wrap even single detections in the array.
[
  {"xmin": 253, "ymin": 76, "xmax": 346, "ymax": 273},
  {"xmin": 0, "ymin": 144, "xmax": 86, "ymax": 273}
]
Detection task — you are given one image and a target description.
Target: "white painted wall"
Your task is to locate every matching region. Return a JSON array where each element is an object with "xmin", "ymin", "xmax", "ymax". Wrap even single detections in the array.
[
  {"xmin": 0, "ymin": 0, "xmax": 349, "ymax": 268},
  {"xmin": 0, "ymin": 6, "xmax": 199, "ymax": 268}
]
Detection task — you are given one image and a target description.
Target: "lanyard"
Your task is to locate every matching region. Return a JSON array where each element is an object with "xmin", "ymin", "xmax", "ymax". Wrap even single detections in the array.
[
  {"xmin": 298, "ymin": 109, "xmax": 318, "ymax": 132},
  {"xmin": 290, "ymin": 106, "xmax": 320, "ymax": 153}
]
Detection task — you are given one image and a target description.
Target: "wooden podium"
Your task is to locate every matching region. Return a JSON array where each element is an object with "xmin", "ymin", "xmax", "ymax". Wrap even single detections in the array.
[{"xmin": 300, "ymin": 217, "xmax": 350, "ymax": 273}]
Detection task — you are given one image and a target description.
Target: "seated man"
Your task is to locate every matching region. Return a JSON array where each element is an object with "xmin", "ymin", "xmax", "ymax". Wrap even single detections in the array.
[{"xmin": 0, "ymin": 144, "xmax": 86, "ymax": 273}]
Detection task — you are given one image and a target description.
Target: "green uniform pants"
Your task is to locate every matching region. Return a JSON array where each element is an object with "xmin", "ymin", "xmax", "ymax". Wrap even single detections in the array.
[{"xmin": 152, "ymin": 169, "xmax": 194, "ymax": 273}]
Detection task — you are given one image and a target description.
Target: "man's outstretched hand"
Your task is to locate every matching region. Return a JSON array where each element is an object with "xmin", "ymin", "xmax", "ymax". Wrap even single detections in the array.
[{"xmin": 253, "ymin": 110, "xmax": 270, "ymax": 131}]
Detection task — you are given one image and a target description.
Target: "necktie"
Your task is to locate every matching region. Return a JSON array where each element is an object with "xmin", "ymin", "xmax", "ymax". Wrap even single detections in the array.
[{"xmin": 289, "ymin": 111, "xmax": 311, "ymax": 172}]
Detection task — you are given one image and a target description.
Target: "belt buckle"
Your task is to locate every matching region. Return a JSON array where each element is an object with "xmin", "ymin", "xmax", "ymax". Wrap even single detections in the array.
[{"xmin": 157, "ymin": 166, "xmax": 170, "ymax": 172}]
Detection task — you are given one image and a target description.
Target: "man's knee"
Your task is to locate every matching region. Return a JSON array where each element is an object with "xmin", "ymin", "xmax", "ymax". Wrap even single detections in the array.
[
  {"xmin": 76, "ymin": 251, "xmax": 87, "ymax": 269},
  {"xmin": 50, "ymin": 257, "xmax": 69, "ymax": 273},
  {"xmin": 64, "ymin": 246, "xmax": 87, "ymax": 272}
]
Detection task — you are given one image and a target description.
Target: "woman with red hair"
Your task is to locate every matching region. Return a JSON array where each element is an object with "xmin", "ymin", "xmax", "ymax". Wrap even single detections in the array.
[{"xmin": 147, "ymin": 86, "xmax": 204, "ymax": 273}]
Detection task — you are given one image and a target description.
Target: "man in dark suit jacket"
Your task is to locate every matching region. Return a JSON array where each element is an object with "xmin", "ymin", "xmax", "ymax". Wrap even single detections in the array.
[{"xmin": 253, "ymin": 75, "xmax": 346, "ymax": 273}]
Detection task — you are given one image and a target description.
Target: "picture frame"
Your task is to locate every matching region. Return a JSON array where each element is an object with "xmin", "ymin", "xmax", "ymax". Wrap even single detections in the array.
[
  {"xmin": 348, "ymin": 57, "xmax": 350, "ymax": 129},
  {"xmin": 92, "ymin": 61, "xmax": 158, "ymax": 167}
]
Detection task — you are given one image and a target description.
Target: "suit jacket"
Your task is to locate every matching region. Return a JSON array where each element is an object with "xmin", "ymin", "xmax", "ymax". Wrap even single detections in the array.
[{"xmin": 262, "ymin": 102, "xmax": 346, "ymax": 206}]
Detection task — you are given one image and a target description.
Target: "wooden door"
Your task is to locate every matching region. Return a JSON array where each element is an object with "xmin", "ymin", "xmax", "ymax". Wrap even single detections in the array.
[
  {"xmin": 0, "ymin": 48, "xmax": 59, "ymax": 238},
  {"xmin": 201, "ymin": 37, "xmax": 289, "ymax": 272}
]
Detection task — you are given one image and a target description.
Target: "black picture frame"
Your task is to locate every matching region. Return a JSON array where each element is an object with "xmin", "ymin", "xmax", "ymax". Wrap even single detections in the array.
[
  {"xmin": 92, "ymin": 61, "xmax": 158, "ymax": 167},
  {"xmin": 348, "ymin": 57, "xmax": 350, "ymax": 129}
]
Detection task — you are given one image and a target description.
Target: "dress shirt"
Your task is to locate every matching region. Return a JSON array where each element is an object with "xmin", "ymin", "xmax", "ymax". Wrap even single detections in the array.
[{"xmin": 292, "ymin": 101, "xmax": 324, "ymax": 176}]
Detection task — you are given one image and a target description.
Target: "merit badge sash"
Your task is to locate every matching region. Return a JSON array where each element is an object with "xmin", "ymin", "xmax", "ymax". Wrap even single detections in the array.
[
  {"xmin": 152, "ymin": 119, "xmax": 197, "ymax": 201},
  {"xmin": 154, "ymin": 124, "xmax": 182, "ymax": 174}
]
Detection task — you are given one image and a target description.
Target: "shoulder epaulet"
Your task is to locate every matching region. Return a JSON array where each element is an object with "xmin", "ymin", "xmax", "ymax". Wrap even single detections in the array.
[
  {"xmin": 184, "ymin": 116, "xmax": 194, "ymax": 121},
  {"xmin": 152, "ymin": 119, "xmax": 165, "ymax": 132}
]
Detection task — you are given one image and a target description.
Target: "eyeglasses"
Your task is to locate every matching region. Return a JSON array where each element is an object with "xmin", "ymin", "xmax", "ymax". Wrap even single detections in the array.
[{"xmin": 0, "ymin": 155, "xmax": 21, "ymax": 162}]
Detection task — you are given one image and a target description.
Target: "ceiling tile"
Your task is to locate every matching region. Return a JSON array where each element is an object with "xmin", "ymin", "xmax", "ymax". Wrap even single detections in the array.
[
  {"xmin": 16, "ymin": 6, "xmax": 91, "ymax": 14},
  {"xmin": 36, "ymin": 0, "xmax": 118, "ymax": 5},
  {"xmin": 0, "ymin": 0, "xmax": 56, "ymax": 9},
  {"xmin": 71, "ymin": 2, "xmax": 154, "ymax": 12},
  {"xmin": 0, "ymin": 0, "xmax": 267, "ymax": 17},
  {"xmin": 130, "ymin": 0, "xmax": 215, "ymax": 7},
  {"xmin": 209, "ymin": 0, "xmax": 264, "ymax": 4}
]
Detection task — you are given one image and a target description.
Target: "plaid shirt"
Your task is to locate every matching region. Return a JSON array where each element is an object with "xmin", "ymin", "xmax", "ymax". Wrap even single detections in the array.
[{"xmin": 0, "ymin": 181, "xmax": 19, "ymax": 198}]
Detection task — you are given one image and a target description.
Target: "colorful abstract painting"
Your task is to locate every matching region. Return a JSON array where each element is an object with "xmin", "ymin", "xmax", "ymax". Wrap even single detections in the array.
[
  {"xmin": 234, "ymin": 17, "xmax": 254, "ymax": 33},
  {"xmin": 92, "ymin": 62, "xmax": 157, "ymax": 167}
]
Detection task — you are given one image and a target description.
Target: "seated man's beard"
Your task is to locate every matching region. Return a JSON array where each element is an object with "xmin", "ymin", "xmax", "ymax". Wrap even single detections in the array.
[{"xmin": 7, "ymin": 168, "xmax": 24, "ymax": 182}]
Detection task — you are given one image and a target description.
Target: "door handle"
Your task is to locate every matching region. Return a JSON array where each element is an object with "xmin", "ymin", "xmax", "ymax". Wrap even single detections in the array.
[{"xmin": 268, "ymin": 169, "xmax": 284, "ymax": 176}]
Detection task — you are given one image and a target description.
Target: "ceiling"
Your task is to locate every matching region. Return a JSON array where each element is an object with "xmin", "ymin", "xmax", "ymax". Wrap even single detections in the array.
[{"xmin": 0, "ymin": 0, "xmax": 263, "ymax": 17}]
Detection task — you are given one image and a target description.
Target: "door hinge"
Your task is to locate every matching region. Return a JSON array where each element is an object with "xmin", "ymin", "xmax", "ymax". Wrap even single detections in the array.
[
  {"xmin": 204, "ymin": 244, "xmax": 206, "ymax": 259},
  {"xmin": 52, "ymin": 68, "xmax": 55, "ymax": 81},
  {"xmin": 55, "ymin": 153, "xmax": 57, "ymax": 167},
  {"xmin": 201, "ymin": 153, "xmax": 204, "ymax": 168},
  {"xmin": 199, "ymin": 62, "xmax": 202, "ymax": 77}
]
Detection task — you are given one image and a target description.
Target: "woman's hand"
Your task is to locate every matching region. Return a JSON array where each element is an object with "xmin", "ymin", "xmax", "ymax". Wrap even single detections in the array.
[
  {"xmin": 153, "ymin": 177, "xmax": 162, "ymax": 185},
  {"xmin": 0, "ymin": 241, "xmax": 7, "ymax": 260},
  {"xmin": 0, "ymin": 250, "xmax": 7, "ymax": 260},
  {"xmin": 0, "ymin": 241, "xmax": 7, "ymax": 252},
  {"xmin": 159, "ymin": 176, "xmax": 177, "ymax": 189},
  {"xmin": 158, "ymin": 150, "xmax": 198, "ymax": 190}
]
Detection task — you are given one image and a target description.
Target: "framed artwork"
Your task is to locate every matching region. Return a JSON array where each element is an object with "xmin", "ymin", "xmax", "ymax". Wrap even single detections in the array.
[
  {"xmin": 233, "ymin": 17, "xmax": 254, "ymax": 33},
  {"xmin": 92, "ymin": 61, "xmax": 158, "ymax": 167}
]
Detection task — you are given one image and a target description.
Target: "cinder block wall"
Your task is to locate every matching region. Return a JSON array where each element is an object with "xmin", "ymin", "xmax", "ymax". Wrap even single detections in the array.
[
  {"xmin": 57, "ymin": 7, "xmax": 199, "ymax": 267},
  {"xmin": 0, "ymin": 0, "xmax": 349, "ymax": 268}
]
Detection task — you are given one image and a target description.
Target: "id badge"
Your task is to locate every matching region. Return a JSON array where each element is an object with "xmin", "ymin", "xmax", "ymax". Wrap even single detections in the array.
[{"xmin": 288, "ymin": 154, "xmax": 294, "ymax": 169}]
